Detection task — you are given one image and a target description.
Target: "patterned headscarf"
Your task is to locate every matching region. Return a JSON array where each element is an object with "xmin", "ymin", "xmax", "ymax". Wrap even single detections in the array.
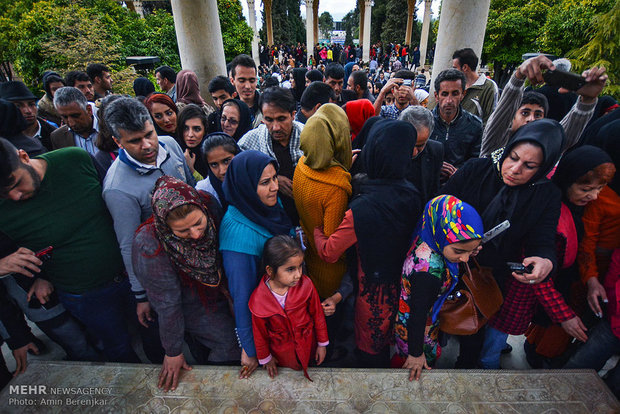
[
  {"xmin": 417, "ymin": 195, "xmax": 484, "ymax": 321},
  {"xmin": 151, "ymin": 175, "xmax": 221, "ymax": 287}
]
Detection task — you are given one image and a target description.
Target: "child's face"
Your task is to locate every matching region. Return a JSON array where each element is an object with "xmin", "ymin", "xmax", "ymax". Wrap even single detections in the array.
[{"xmin": 270, "ymin": 254, "xmax": 304, "ymax": 287}]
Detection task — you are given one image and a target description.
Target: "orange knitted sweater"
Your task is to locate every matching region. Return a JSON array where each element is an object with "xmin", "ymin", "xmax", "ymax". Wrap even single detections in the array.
[{"xmin": 293, "ymin": 157, "xmax": 352, "ymax": 298}]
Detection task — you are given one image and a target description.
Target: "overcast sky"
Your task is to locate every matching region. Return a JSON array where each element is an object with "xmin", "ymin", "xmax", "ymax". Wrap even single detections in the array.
[{"xmin": 240, "ymin": 0, "xmax": 440, "ymax": 32}]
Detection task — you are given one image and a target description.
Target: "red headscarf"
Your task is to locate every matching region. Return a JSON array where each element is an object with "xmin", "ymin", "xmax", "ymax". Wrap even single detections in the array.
[{"xmin": 345, "ymin": 99, "xmax": 375, "ymax": 141}]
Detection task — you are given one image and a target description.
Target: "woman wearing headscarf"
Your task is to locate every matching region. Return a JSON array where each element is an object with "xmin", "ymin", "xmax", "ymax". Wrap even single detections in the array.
[
  {"xmin": 133, "ymin": 77, "xmax": 155, "ymax": 98},
  {"xmin": 344, "ymin": 99, "xmax": 376, "ymax": 142},
  {"xmin": 175, "ymin": 70, "xmax": 214, "ymax": 115},
  {"xmin": 577, "ymin": 136, "xmax": 620, "ymax": 328},
  {"xmin": 440, "ymin": 119, "xmax": 586, "ymax": 369},
  {"xmin": 314, "ymin": 120, "xmax": 422, "ymax": 367},
  {"xmin": 219, "ymin": 150, "xmax": 293, "ymax": 379},
  {"xmin": 394, "ymin": 195, "xmax": 484, "ymax": 380},
  {"xmin": 176, "ymin": 104, "xmax": 210, "ymax": 180},
  {"xmin": 145, "ymin": 93, "xmax": 178, "ymax": 137},
  {"xmin": 293, "ymin": 104, "xmax": 352, "ymax": 300},
  {"xmin": 291, "ymin": 68, "xmax": 308, "ymax": 105},
  {"xmin": 524, "ymin": 145, "xmax": 615, "ymax": 366},
  {"xmin": 216, "ymin": 99, "xmax": 252, "ymax": 142},
  {"xmin": 132, "ymin": 176, "xmax": 239, "ymax": 392}
]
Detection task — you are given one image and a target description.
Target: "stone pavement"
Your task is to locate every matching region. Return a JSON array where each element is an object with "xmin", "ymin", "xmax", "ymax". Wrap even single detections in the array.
[{"xmin": 0, "ymin": 361, "xmax": 618, "ymax": 413}]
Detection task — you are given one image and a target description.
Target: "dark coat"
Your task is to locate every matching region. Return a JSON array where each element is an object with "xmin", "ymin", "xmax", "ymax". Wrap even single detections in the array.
[
  {"xmin": 430, "ymin": 106, "xmax": 482, "ymax": 168},
  {"xmin": 406, "ymin": 139, "xmax": 443, "ymax": 204},
  {"xmin": 50, "ymin": 125, "xmax": 74, "ymax": 150}
]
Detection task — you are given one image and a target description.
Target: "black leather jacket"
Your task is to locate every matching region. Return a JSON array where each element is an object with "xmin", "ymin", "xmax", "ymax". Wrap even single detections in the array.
[{"xmin": 430, "ymin": 106, "xmax": 483, "ymax": 168}]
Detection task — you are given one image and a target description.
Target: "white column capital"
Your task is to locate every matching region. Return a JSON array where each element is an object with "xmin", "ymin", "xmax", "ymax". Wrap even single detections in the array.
[
  {"xmin": 364, "ymin": 0, "xmax": 374, "ymax": 7},
  {"xmin": 305, "ymin": 0, "xmax": 314, "ymax": 7},
  {"xmin": 246, "ymin": 0, "xmax": 255, "ymax": 6}
]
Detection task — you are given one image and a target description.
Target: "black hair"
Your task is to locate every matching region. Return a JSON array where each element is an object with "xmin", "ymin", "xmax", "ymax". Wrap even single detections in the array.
[
  {"xmin": 208, "ymin": 75, "xmax": 235, "ymax": 95},
  {"xmin": 305, "ymin": 69, "xmax": 324, "ymax": 83},
  {"xmin": 300, "ymin": 81, "xmax": 335, "ymax": 111},
  {"xmin": 0, "ymin": 138, "xmax": 19, "ymax": 193},
  {"xmin": 230, "ymin": 54, "xmax": 257, "ymax": 78},
  {"xmin": 43, "ymin": 74, "xmax": 65, "ymax": 97},
  {"xmin": 434, "ymin": 68, "xmax": 466, "ymax": 92},
  {"xmin": 86, "ymin": 63, "xmax": 109, "ymax": 82},
  {"xmin": 104, "ymin": 97, "xmax": 152, "ymax": 138},
  {"xmin": 262, "ymin": 235, "xmax": 303, "ymax": 274},
  {"xmin": 155, "ymin": 66, "xmax": 177, "ymax": 84},
  {"xmin": 201, "ymin": 132, "xmax": 241, "ymax": 161},
  {"xmin": 325, "ymin": 63, "xmax": 345, "ymax": 80},
  {"xmin": 261, "ymin": 77, "xmax": 280, "ymax": 91},
  {"xmin": 350, "ymin": 70, "xmax": 368, "ymax": 91},
  {"xmin": 177, "ymin": 104, "xmax": 209, "ymax": 145},
  {"xmin": 65, "ymin": 71, "xmax": 90, "ymax": 87},
  {"xmin": 520, "ymin": 91, "xmax": 549, "ymax": 116},
  {"xmin": 259, "ymin": 87, "xmax": 296, "ymax": 113},
  {"xmin": 96, "ymin": 94, "xmax": 125, "ymax": 152},
  {"xmin": 393, "ymin": 69, "xmax": 416, "ymax": 80},
  {"xmin": 452, "ymin": 48, "xmax": 479, "ymax": 72}
]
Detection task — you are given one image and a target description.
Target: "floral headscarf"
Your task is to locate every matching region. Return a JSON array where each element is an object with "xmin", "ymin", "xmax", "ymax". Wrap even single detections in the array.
[{"xmin": 151, "ymin": 175, "xmax": 221, "ymax": 287}]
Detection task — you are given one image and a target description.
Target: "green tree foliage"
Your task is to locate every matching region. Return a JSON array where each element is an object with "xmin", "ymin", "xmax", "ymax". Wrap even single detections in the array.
[
  {"xmin": 218, "ymin": 0, "xmax": 253, "ymax": 60},
  {"xmin": 318, "ymin": 11, "xmax": 334, "ymax": 40},
  {"xmin": 568, "ymin": 2, "xmax": 620, "ymax": 98},
  {"xmin": 262, "ymin": 0, "xmax": 304, "ymax": 45},
  {"xmin": 370, "ymin": 0, "xmax": 386, "ymax": 45},
  {"xmin": 342, "ymin": 7, "xmax": 359, "ymax": 45},
  {"xmin": 381, "ymin": 0, "xmax": 409, "ymax": 46}
]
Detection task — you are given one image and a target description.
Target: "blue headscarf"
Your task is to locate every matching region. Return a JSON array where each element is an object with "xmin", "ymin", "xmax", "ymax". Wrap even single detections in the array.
[
  {"xmin": 222, "ymin": 150, "xmax": 292, "ymax": 236},
  {"xmin": 416, "ymin": 195, "xmax": 484, "ymax": 322}
]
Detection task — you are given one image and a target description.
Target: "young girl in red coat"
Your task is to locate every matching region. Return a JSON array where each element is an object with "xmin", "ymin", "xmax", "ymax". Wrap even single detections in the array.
[{"xmin": 249, "ymin": 235, "xmax": 329, "ymax": 380}]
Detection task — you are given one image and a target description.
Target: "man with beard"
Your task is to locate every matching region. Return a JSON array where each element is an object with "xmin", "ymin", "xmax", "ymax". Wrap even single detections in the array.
[
  {"xmin": 429, "ymin": 68, "xmax": 482, "ymax": 181},
  {"xmin": 0, "ymin": 138, "xmax": 151, "ymax": 363}
]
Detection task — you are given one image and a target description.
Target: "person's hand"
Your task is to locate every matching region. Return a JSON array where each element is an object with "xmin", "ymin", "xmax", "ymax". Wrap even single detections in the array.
[
  {"xmin": 402, "ymin": 354, "xmax": 430, "ymax": 381},
  {"xmin": 515, "ymin": 55, "xmax": 556, "ymax": 85},
  {"xmin": 470, "ymin": 244, "xmax": 483, "ymax": 258},
  {"xmin": 402, "ymin": 84, "xmax": 419, "ymax": 106},
  {"xmin": 567, "ymin": 66, "xmax": 607, "ymax": 104},
  {"xmin": 277, "ymin": 175, "xmax": 293, "ymax": 198},
  {"xmin": 158, "ymin": 354, "xmax": 192, "ymax": 391},
  {"xmin": 440, "ymin": 162, "xmax": 457, "ymax": 179},
  {"xmin": 561, "ymin": 316, "xmax": 588, "ymax": 343},
  {"xmin": 184, "ymin": 149, "xmax": 196, "ymax": 173},
  {"xmin": 136, "ymin": 302, "xmax": 154, "ymax": 328},
  {"xmin": 27, "ymin": 279, "xmax": 54, "ymax": 304},
  {"xmin": 512, "ymin": 256, "xmax": 553, "ymax": 284},
  {"xmin": 240, "ymin": 348, "xmax": 259, "ymax": 379},
  {"xmin": 321, "ymin": 293, "xmax": 342, "ymax": 317},
  {"xmin": 586, "ymin": 277, "xmax": 608, "ymax": 317},
  {"xmin": 264, "ymin": 358, "xmax": 278, "ymax": 378},
  {"xmin": 380, "ymin": 77, "xmax": 401, "ymax": 96},
  {"xmin": 12, "ymin": 342, "xmax": 39, "ymax": 376},
  {"xmin": 0, "ymin": 247, "xmax": 42, "ymax": 277},
  {"xmin": 351, "ymin": 149, "xmax": 361, "ymax": 165},
  {"xmin": 315, "ymin": 345, "xmax": 326, "ymax": 365}
]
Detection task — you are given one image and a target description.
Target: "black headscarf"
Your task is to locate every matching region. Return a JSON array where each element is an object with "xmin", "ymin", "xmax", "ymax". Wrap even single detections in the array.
[
  {"xmin": 291, "ymin": 68, "xmax": 307, "ymax": 102},
  {"xmin": 217, "ymin": 99, "xmax": 252, "ymax": 142},
  {"xmin": 202, "ymin": 132, "xmax": 241, "ymax": 211},
  {"xmin": 483, "ymin": 119, "xmax": 564, "ymax": 246},
  {"xmin": 349, "ymin": 120, "xmax": 422, "ymax": 285},
  {"xmin": 133, "ymin": 77, "xmax": 155, "ymax": 98},
  {"xmin": 222, "ymin": 150, "xmax": 292, "ymax": 236}
]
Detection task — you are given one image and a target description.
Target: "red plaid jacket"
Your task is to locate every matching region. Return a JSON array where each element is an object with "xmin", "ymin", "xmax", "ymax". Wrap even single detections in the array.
[{"xmin": 489, "ymin": 276, "xmax": 576, "ymax": 335}]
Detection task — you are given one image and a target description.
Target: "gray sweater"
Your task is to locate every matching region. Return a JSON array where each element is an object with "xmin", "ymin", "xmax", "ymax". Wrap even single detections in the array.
[{"xmin": 102, "ymin": 135, "xmax": 195, "ymax": 300}]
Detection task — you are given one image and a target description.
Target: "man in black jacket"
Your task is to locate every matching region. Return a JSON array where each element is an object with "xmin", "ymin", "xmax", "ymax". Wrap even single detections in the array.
[{"xmin": 429, "ymin": 69, "xmax": 483, "ymax": 182}]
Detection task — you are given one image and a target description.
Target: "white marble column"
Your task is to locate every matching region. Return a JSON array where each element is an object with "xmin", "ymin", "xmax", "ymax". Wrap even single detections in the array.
[
  {"xmin": 246, "ymin": 0, "xmax": 260, "ymax": 67},
  {"xmin": 428, "ymin": 0, "xmax": 490, "ymax": 102},
  {"xmin": 170, "ymin": 0, "xmax": 227, "ymax": 106},
  {"xmin": 362, "ymin": 0, "xmax": 372, "ymax": 62},
  {"xmin": 305, "ymin": 0, "xmax": 315, "ymax": 64},
  {"xmin": 419, "ymin": 0, "xmax": 432, "ymax": 68}
]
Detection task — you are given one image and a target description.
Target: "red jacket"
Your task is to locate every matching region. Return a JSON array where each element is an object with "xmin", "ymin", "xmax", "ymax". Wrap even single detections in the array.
[
  {"xmin": 249, "ymin": 274, "xmax": 328, "ymax": 380},
  {"xmin": 605, "ymin": 249, "xmax": 620, "ymax": 339}
]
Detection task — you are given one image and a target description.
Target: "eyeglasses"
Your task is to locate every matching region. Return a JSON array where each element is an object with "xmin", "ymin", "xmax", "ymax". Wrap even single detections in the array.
[{"xmin": 221, "ymin": 116, "xmax": 239, "ymax": 126}]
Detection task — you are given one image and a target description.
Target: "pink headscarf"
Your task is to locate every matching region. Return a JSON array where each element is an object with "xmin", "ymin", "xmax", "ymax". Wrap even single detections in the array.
[{"xmin": 176, "ymin": 70, "xmax": 206, "ymax": 106}]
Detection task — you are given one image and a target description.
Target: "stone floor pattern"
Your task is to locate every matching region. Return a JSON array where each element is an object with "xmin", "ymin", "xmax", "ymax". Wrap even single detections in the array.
[{"xmin": 0, "ymin": 361, "xmax": 618, "ymax": 413}]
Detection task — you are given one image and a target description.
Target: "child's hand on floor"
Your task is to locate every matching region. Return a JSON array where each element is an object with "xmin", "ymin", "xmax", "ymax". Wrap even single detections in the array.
[
  {"xmin": 265, "ymin": 358, "xmax": 278, "ymax": 378},
  {"xmin": 315, "ymin": 345, "xmax": 326, "ymax": 365}
]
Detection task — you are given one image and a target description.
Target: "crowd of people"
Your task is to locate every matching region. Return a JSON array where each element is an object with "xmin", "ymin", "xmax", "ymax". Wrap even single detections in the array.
[{"xmin": 0, "ymin": 46, "xmax": 618, "ymax": 398}]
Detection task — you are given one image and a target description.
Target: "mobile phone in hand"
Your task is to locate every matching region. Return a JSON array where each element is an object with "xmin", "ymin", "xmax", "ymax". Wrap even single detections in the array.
[{"xmin": 543, "ymin": 69, "xmax": 586, "ymax": 91}]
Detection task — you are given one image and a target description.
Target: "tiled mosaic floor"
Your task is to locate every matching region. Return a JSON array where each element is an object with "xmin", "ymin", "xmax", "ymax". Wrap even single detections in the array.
[{"xmin": 0, "ymin": 361, "xmax": 618, "ymax": 413}]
